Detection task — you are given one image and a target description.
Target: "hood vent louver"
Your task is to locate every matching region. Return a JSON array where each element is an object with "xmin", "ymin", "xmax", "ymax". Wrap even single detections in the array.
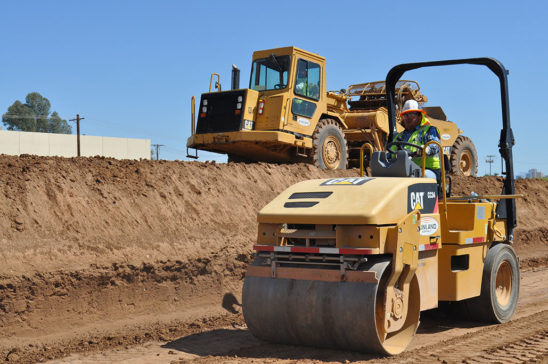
[
  {"xmin": 289, "ymin": 192, "xmax": 332, "ymax": 199},
  {"xmin": 284, "ymin": 201, "xmax": 318, "ymax": 208}
]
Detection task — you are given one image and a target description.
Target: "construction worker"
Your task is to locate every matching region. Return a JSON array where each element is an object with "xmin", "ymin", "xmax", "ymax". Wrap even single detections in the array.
[
  {"xmin": 391, "ymin": 99, "xmax": 441, "ymax": 182},
  {"xmin": 295, "ymin": 65, "xmax": 308, "ymax": 96},
  {"xmin": 293, "ymin": 65, "xmax": 314, "ymax": 117}
]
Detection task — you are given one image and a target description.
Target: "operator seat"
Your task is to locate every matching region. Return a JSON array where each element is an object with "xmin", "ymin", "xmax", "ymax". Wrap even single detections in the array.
[
  {"xmin": 369, "ymin": 150, "xmax": 451, "ymax": 197},
  {"xmin": 370, "ymin": 150, "xmax": 422, "ymax": 178}
]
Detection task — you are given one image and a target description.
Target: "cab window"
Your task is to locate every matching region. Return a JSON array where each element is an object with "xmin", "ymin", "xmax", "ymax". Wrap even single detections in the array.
[
  {"xmin": 291, "ymin": 98, "xmax": 317, "ymax": 118},
  {"xmin": 294, "ymin": 59, "xmax": 321, "ymax": 100},
  {"xmin": 250, "ymin": 55, "xmax": 290, "ymax": 91}
]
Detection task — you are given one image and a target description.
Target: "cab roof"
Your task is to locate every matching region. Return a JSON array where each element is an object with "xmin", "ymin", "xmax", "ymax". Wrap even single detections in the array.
[{"xmin": 252, "ymin": 46, "xmax": 325, "ymax": 63}]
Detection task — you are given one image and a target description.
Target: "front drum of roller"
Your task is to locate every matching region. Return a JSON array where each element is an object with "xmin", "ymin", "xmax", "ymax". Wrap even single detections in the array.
[{"xmin": 242, "ymin": 258, "xmax": 420, "ymax": 355}]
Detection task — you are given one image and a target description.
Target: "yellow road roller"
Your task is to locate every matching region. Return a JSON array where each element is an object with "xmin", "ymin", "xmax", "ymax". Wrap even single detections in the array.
[{"xmin": 242, "ymin": 58, "xmax": 521, "ymax": 355}]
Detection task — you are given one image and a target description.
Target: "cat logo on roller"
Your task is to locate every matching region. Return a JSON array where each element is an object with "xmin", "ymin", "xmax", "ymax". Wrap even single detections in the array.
[
  {"xmin": 410, "ymin": 192, "xmax": 424, "ymax": 211},
  {"xmin": 407, "ymin": 183, "xmax": 437, "ymax": 213}
]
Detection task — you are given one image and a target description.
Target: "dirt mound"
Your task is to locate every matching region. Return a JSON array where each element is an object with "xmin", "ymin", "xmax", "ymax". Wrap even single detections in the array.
[
  {"xmin": 450, "ymin": 175, "xmax": 548, "ymax": 253},
  {"xmin": 1, "ymin": 158, "xmax": 544, "ymax": 276},
  {"xmin": 0, "ymin": 155, "xmax": 355, "ymax": 275},
  {"xmin": 0, "ymin": 155, "xmax": 358, "ymax": 362},
  {"xmin": 0, "ymin": 155, "xmax": 546, "ymax": 363}
]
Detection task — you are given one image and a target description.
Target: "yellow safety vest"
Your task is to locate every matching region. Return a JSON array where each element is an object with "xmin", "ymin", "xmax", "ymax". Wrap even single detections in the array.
[{"xmin": 391, "ymin": 115, "xmax": 441, "ymax": 170}]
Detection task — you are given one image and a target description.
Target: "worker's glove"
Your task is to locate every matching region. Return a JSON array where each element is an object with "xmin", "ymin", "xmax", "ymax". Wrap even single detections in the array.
[
  {"xmin": 409, "ymin": 149, "xmax": 422, "ymax": 158},
  {"xmin": 424, "ymin": 145, "xmax": 432, "ymax": 156}
]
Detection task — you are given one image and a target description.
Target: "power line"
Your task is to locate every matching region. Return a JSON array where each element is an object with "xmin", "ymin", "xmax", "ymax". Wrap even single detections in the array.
[
  {"xmin": 89, "ymin": 118, "xmax": 187, "ymax": 144},
  {"xmin": 162, "ymin": 145, "xmax": 191, "ymax": 156},
  {"xmin": 5, "ymin": 114, "xmax": 191, "ymax": 146},
  {"xmin": 2, "ymin": 114, "xmax": 54, "ymax": 119}
]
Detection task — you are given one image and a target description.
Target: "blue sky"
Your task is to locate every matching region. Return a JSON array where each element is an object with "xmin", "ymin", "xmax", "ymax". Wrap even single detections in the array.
[{"xmin": 1, "ymin": 0, "xmax": 546, "ymax": 176}]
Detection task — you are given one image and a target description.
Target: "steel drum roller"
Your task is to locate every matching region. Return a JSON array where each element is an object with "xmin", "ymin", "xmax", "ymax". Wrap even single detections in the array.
[{"xmin": 242, "ymin": 258, "xmax": 420, "ymax": 355}]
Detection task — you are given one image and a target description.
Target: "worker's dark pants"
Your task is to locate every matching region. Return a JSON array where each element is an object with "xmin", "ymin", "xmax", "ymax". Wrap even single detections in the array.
[
  {"xmin": 427, "ymin": 168, "xmax": 441, "ymax": 184},
  {"xmin": 427, "ymin": 168, "xmax": 447, "ymax": 196},
  {"xmin": 424, "ymin": 168, "xmax": 440, "ymax": 183}
]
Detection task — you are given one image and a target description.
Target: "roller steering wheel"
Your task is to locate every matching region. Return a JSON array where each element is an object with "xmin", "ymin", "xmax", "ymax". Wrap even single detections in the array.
[{"xmin": 386, "ymin": 141, "xmax": 424, "ymax": 157}]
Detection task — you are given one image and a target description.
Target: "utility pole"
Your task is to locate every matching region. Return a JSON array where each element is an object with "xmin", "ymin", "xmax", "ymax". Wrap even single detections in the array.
[
  {"xmin": 486, "ymin": 155, "xmax": 495, "ymax": 175},
  {"xmin": 152, "ymin": 144, "xmax": 164, "ymax": 160},
  {"xmin": 69, "ymin": 114, "xmax": 85, "ymax": 157}
]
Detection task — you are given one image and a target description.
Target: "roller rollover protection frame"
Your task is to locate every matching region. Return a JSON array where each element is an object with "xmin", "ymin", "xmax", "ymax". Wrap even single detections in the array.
[{"xmin": 385, "ymin": 58, "xmax": 516, "ymax": 239}]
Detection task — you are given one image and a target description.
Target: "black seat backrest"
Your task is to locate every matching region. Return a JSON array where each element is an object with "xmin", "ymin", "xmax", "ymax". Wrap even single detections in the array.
[{"xmin": 370, "ymin": 150, "xmax": 422, "ymax": 178}]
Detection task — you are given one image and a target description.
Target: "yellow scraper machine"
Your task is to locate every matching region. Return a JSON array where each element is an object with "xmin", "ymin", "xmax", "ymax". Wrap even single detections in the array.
[{"xmin": 242, "ymin": 58, "xmax": 521, "ymax": 355}]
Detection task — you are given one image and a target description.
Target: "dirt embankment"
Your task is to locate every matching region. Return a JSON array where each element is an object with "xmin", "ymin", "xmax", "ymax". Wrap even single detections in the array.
[
  {"xmin": 0, "ymin": 155, "xmax": 546, "ymax": 363},
  {"xmin": 0, "ymin": 156, "xmax": 357, "ymax": 362},
  {"xmin": 0, "ymin": 155, "xmax": 357, "ymax": 275},
  {"xmin": 451, "ymin": 175, "xmax": 548, "ymax": 258}
]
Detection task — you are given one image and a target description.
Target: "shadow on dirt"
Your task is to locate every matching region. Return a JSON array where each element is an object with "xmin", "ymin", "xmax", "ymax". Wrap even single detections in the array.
[
  {"xmin": 161, "ymin": 310, "xmax": 489, "ymax": 361},
  {"xmin": 162, "ymin": 328, "xmax": 383, "ymax": 361},
  {"xmin": 221, "ymin": 292, "xmax": 242, "ymax": 314},
  {"xmin": 162, "ymin": 328, "xmax": 256, "ymax": 356},
  {"xmin": 419, "ymin": 307, "xmax": 489, "ymax": 334}
]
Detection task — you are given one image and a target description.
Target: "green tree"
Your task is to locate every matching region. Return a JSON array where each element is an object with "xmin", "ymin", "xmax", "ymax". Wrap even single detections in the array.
[{"xmin": 2, "ymin": 92, "xmax": 72, "ymax": 134}]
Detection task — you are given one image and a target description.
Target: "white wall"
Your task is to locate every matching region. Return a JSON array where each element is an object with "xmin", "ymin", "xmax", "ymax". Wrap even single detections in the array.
[{"xmin": 0, "ymin": 130, "xmax": 150, "ymax": 160}]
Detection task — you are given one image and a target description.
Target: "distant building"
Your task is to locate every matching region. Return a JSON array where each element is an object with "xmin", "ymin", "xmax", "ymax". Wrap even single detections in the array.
[
  {"xmin": 0, "ymin": 130, "xmax": 150, "ymax": 160},
  {"xmin": 525, "ymin": 169, "xmax": 544, "ymax": 179}
]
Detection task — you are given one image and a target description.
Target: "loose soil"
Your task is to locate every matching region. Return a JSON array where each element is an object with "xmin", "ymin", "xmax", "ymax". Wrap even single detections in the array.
[{"xmin": 0, "ymin": 155, "xmax": 546, "ymax": 363}]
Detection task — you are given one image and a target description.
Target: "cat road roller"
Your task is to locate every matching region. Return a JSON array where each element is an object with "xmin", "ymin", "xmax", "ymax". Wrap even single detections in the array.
[{"xmin": 242, "ymin": 58, "xmax": 520, "ymax": 355}]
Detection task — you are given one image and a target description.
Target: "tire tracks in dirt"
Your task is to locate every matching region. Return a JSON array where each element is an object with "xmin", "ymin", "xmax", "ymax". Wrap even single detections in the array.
[
  {"xmin": 38, "ymin": 266, "xmax": 548, "ymax": 364},
  {"xmin": 380, "ymin": 310, "xmax": 548, "ymax": 364}
]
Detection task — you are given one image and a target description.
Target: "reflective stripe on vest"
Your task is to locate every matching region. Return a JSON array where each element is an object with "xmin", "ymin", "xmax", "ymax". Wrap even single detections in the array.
[{"xmin": 391, "ymin": 116, "xmax": 440, "ymax": 170}]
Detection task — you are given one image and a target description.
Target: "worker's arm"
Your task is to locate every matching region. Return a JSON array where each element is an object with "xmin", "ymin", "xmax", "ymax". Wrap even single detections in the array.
[{"xmin": 424, "ymin": 127, "xmax": 441, "ymax": 156}]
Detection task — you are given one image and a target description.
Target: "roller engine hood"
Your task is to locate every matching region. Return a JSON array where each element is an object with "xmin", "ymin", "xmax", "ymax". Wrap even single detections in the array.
[{"xmin": 258, "ymin": 177, "xmax": 438, "ymax": 225}]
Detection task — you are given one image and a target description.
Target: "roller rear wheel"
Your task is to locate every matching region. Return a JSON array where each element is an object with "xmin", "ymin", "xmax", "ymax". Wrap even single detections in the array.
[{"xmin": 464, "ymin": 244, "xmax": 520, "ymax": 323}]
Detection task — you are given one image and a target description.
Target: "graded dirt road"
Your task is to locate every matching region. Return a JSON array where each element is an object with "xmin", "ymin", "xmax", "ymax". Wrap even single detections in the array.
[{"xmin": 0, "ymin": 155, "xmax": 546, "ymax": 363}]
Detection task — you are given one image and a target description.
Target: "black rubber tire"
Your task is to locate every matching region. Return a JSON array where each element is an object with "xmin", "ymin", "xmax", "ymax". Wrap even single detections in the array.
[
  {"xmin": 464, "ymin": 244, "xmax": 520, "ymax": 323},
  {"xmin": 450, "ymin": 135, "xmax": 478, "ymax": 176},
  {"xmin": 311, "ymin": 118, "xmax": 348, "ymax": 170}
]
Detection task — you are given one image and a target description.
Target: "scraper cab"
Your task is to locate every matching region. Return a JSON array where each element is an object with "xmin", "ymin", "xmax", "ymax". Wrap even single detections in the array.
[{"xmin": 242, "ymin": 58, "xmax": 521, "ymax": 355}]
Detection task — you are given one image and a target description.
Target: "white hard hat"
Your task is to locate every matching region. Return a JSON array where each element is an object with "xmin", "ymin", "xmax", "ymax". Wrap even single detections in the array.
[{"xmin": 401, "ymin": 99, "xmax": 425, "ymax": 116}]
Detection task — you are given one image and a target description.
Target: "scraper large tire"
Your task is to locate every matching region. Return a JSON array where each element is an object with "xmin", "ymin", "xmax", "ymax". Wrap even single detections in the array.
[
  {"xmin": 242, "ymin": 257, "xmax": 420, "ymax": 355},
  {"xmin": 312, "ymin": 118, "xmax": 348, "ymax": 170},
  {"xmin": 450, "ymin": 135, "xmax": 478, "ymax": 176}
]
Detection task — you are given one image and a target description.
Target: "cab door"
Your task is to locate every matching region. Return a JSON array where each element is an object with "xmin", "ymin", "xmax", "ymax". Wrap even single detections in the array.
[
  {"xmin": 250, "ymin": 55, "xmax": 291, "ymax": 131},
  {"xmin": 289, "ymin": 58, "xmax": 322, "ymax": 134}
]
